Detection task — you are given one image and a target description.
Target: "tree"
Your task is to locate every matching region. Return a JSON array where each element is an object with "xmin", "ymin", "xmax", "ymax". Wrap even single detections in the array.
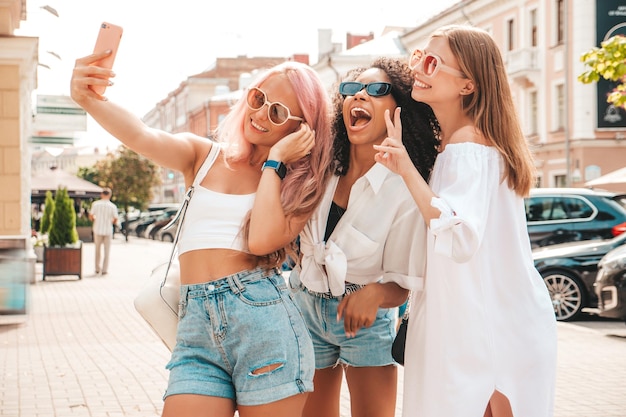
[
  {"xmin": 78, "ymin": 146, "xmax": 162, "ymax": 212},
  {"xmin": 579, "ymin": 34, "xmax": 626, "ymax": 109},
  {"xmin": 95, "ymin": 146, "xmax": 162, "ymax": 212},
  {"xmin": 48, "ymin": 187, "xmax": 78, "ymax": 247},
  {"xmin": 39, "ymin": 190, "xmax": 55, "ymax": 234},
  {"xmin": 76, "ymin": 166, "xmax": 99, "ymax": 185}
]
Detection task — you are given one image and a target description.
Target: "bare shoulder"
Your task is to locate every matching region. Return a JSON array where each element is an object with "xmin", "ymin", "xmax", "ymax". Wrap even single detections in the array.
[{"xmin": 186, "ymin": 136, "xmax": 220, "ymax": 181}]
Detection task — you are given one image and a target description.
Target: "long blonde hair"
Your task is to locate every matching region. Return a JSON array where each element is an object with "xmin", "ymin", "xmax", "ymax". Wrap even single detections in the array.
[{"xmin": 433, "ymin": 25, "xmax": 536, "ymax": 196}]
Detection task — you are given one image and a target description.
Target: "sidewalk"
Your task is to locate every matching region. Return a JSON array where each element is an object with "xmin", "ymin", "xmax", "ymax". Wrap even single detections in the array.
[{"xmin": 0, "ymin": 236, "xmax": 625, "ymax": 416}]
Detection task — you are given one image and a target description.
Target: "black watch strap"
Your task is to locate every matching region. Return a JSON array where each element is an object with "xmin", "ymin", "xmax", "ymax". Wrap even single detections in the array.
[{"xmin": 262, "ymin": 160, "xmax": 287, "ymax": 180}]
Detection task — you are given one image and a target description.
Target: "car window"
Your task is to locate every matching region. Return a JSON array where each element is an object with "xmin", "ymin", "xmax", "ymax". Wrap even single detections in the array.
[
  {"xmin": 563, "ymin": 197, "xmax": 594, "ymax": 219},
  {"xmin": 525, "ymin": 196, "xmax": 594, "ymax": 221},
  {"xmin": 526, "ymin": 197, "xmax": 550, "ymax": 221}
]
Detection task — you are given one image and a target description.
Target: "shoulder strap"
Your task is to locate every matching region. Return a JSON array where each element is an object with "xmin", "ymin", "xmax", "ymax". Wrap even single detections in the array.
[
  {"xmin": 159, "ymin": 142, "xmax": 221, "ymax": 283},
  {"xmin": 193, "ymin": 142, "xmax": 221, "ymax": 186}
]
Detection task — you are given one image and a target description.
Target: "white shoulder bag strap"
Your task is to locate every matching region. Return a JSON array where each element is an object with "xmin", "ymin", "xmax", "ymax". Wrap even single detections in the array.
[{"xmin": 160, "ymin": 142, "xmax": 221, "ymax": 282}]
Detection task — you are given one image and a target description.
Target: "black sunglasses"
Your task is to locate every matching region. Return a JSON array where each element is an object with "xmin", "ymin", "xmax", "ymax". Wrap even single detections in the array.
[{"xmin": 339, "ymin": 82, "xmax": 392, "ymax": 97}]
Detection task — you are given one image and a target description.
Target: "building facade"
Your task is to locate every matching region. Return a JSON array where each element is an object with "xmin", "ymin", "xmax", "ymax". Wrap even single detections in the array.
[{"xmin": 144, "ymin": 0, "xmax": 626, "ymax": 202}]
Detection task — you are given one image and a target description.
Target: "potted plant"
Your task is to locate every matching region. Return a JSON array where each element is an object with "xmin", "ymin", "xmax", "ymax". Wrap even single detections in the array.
[
  {"xmin": 75, "ymin": 214, "xmax": 94, "ymax": 243},
  {"xmin": 43, "ymin": 187, "xmax": 82, "ymax": 280},
  {"xmin": 31, "ymin": 234, "xmax": 48, "ymax": 263},
  {"xmin": 34, "ymin": 191, "xmax": 55, "ymax": 263}
]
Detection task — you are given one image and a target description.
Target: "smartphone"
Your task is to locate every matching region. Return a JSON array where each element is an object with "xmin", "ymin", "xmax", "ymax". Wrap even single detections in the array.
[{"xmin": 90, "ymin": 22, "xmax": 123, "ymax": 95}]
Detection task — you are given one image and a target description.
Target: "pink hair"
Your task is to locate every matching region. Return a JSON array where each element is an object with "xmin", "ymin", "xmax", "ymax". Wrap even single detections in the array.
[{"xmin": 216, "ymin": 61, "xmax": 334, "ymax": 264}]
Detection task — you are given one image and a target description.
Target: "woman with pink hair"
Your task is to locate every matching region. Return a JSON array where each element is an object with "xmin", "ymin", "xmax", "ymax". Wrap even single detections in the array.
[{"xmin": 71, "ymin": 51, "xmax": 333, "ymax": 417}]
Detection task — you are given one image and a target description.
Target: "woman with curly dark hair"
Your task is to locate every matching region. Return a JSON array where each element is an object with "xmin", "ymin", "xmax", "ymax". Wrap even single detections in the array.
[{"xmin": 283, "ymin": 57, "xmax": 439, "ymax": 417}]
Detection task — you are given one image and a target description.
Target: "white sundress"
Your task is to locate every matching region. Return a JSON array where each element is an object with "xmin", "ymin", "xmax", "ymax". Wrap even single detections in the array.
[{"xmin": 402, "ymin": 143, "xmax": 557, "ymax": 417}]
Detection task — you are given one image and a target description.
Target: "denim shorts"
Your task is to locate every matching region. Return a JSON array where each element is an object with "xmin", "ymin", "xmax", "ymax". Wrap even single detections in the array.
[
  {"xmin": 164, "ymin": 267, "xmax": 315, "ymax": 406},
  {"xmin": 289, "ymin": 272, "xmax": 397, "ymax": 369}
]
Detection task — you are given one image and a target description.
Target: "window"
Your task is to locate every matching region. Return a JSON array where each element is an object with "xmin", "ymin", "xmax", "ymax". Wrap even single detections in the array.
[
  {"xmin": 507, "ymin": 18, "xmax": 515, "ymax": 51},
  {"xmin": 556, "ymin": 0, "xmax": 565, "ymax": 44},
  {"xmin": 555, "ymin": 84, "xmax": 565, "ymax": 130},
  {"xmin": 530, "ymin": 9, "xmax": 538, "ymax": 47},
  {"xmin": 525, "ymin": 196, "xmax": 594, "ymax": 222},
  {"xmin": 529, "ymin": 91, "xmax": 538, "ymax": 135},
  {"xmin": 554, "ymin": 174, "xmax": 567, "ymax": 188}
]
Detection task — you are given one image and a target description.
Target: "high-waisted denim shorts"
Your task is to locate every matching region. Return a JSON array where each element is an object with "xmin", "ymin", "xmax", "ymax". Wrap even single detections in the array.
[
  {"xmin": 289, "ymin": 271, "xmax": 397, "ymax": 369},
  {"xmin": 164, "ymin": 267, "xmax": 314, "ymax": 406}
]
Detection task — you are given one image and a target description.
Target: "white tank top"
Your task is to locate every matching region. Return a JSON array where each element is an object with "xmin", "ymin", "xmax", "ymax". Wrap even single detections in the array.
[{"xmin": 178, "ymin": 186, "xmax": 255, "ymax": 254}]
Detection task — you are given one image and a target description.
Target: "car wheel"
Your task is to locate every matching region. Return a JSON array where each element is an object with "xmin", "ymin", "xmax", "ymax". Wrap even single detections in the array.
[{"xmin": 542, "ymin": 270, "xmax": 587, "ymax": 321}]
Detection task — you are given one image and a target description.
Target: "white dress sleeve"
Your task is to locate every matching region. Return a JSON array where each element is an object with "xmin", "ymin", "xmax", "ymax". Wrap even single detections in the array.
[{"xmin": 428, "ymin": 143, "xmax": 502, "ymax": 263}]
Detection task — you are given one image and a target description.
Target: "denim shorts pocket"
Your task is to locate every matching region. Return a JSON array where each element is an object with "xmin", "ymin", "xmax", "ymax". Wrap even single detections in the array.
[{"xmin": 237, "ymin": 278, "xmax": 284, "ymax": 307}]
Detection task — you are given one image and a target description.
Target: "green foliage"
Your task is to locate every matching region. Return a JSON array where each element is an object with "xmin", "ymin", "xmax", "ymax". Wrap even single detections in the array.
[
  {"xmin": 39, "ymin": 190, "xmax": 55, "ymax": 234},
  {"xmin": 89, "ymin": 145, "xmax": 161, "ymax": 212},
  {"xmin": 48, "ymin": 187, "xmax": 78, "ymax": 247},
  {"xmin": 76, "ymin": 166, "xmax": 99, "ymax": 185},
  {"xmin": 75, "ymin": 215, "xmax": 93, "ymax": 227},
  {"xmin": 579, "ymin": 35, "xmax": 626, "ymax": 109}
]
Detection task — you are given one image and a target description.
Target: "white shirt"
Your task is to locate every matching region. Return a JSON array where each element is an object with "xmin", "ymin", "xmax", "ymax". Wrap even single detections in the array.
[
  {"xmin": 90, "ymin": 199, "xmax": 118, "ymax": 237},
  {"xmin": 402, "ymin": 143, "xmax": 557, "ymax": 417},
  {"xmin": 297, "ymin": 163, "xmax": 426, "ymax": 296}
]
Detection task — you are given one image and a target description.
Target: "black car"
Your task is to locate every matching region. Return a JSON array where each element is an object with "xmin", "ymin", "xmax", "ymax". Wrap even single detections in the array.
[
  {"xmin": 525, "ymin": 188, "xmax": 626, "ymax": 248},
  {"xmin": 533, "ymin": 231, "xmax": 626, "ymax": 321},
  {"xmin": 594, "ymin": 244, "xmax": 626, "ymax": 322}
]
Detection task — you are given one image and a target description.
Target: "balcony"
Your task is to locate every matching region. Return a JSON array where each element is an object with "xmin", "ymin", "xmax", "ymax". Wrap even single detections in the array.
[{"xmin": 506, "ymin": 48, "xmax": 541, "ymax": 87}]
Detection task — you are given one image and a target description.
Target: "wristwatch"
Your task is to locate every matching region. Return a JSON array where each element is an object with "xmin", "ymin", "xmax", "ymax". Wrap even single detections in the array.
[{"xmin": 262, "ymin": 160, "xmax": 287, "ymax": 180}]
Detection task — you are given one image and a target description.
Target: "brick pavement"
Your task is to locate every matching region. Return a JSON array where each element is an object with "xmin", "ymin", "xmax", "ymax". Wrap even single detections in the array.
[{"xmin": 1, "ymin": 236, "xmax": 625, "ymax": 416}]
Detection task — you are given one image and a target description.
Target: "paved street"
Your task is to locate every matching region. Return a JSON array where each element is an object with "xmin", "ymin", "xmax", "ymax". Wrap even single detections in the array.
[{"xmin": 1, "ymin": 236, "xmax": 625, "ymax": 417}]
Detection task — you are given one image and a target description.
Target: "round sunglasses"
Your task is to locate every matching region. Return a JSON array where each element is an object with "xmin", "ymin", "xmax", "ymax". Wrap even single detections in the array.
[
  {"xmin": 408, "ymin": 49, "xmax": 465, "ymax": 79},
  {"xmin": 339, "ymin": 81, "xmax": 393, "ymax": 97},
  {"xmin": 246, "ymin": 87, "xmax": 304, "ymax": 126}
]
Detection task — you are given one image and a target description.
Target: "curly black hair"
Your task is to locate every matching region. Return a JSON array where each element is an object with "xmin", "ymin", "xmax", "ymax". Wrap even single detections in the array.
[{"xmin": 330, "ymin": 57, "xmax": 440, "ymax": 181}]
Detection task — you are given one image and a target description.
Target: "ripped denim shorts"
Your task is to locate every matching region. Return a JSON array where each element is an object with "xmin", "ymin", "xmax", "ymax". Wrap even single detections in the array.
[{"xmin": 164, "ymin": 267, "xmax": 314, "ymax": 406}]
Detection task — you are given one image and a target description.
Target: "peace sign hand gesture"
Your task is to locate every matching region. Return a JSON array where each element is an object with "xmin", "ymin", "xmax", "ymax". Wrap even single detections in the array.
[{"xmin": 373, "ymin": 108, "xmax": 415, "ymax": 178}]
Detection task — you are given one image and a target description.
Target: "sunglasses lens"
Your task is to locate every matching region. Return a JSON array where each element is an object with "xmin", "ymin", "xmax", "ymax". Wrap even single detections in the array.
[
  {"xmin": 366, "ymin": 82, "xmax": 392, "ymax": 97},
  {"xmin": 247, "ymin": 88, "xmax": 265, "ymax": 110},
  {"xmin": 339, "ymin": 82, "xmax": 363, "ymax": 96},
  {"xmin": 269, "ymin": 103, "xmax": 289, "ymax": 125},
  {"xmin": 423, "ymin": 55, "xmax": 439, "ymax": 76},
  {"xmin": 409, "ymin": 50, "xmax": 423, "ymax": 70}
]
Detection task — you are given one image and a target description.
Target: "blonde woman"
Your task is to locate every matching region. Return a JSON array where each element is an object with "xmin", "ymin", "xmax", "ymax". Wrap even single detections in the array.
[{"xmin": 375, "ymin": 25, "xmax": 557, "ymax": 417}]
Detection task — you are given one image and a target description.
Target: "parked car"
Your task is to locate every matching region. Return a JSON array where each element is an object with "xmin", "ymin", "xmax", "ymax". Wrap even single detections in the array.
[
  {"xmin": 155, "ymin": 220, "xmax": 178, "ymax": 242},
  {"xmin": 145, "ymin": 210, "xmax": 177, "ymax": 239},
  {"xmin": 525, "ymin": 188, "xmax": 626, "ymax": 248},
  {"xmin": 533, "ymin": 231, "xmax": 626, "ymax": 321},
  {"xmin": 594, "ymin": 244, "xmax": 626, "ymax": 323},
  {"xmin": 134, "ymin": 208, "xmax": 178, "ymax": 237}
]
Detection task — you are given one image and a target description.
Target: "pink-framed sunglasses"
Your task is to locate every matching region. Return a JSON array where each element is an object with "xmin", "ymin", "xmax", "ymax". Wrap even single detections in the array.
[
  {"xmin": 246, "ymin": 87, "xmax": 304, "ymax": 126},
  {"xmin": 408, "ymin": 49, "xmax": 465, "ymax": 79}
]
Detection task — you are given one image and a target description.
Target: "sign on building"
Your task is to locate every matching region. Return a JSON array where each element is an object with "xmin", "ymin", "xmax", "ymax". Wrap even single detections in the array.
[
  {"xmin": 596, "ymin": 1, "xmax": 626, "ymax": 129},
  {"xmin": 31, "ymin": 95, "xmax": 87, "ymax": 145}
]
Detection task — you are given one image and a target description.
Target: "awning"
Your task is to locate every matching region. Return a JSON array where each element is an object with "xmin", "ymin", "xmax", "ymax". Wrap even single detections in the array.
[
  {"xmin": 585, "ymin": 167, "xmax": 626, "ymax": 187},
  {"xmin": 31, "ymin": 168, "xmax": 103, "ymax": 200}
]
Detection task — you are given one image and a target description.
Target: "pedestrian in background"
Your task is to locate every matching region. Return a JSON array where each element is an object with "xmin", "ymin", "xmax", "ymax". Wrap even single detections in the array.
[
  {"xmin": 71, "ymin": 47, "xmax": 334, "ymax": 417},
  {"xmin": 89, "ymin": 187, "xmax": 118, "ymax": 275},
  {"xmin": 375, "ymin": 25, "xmax": 557, "ymax": 417}
]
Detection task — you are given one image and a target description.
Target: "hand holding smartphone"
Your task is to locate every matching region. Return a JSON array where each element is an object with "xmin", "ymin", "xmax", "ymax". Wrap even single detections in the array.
[{"xmin": 90, "ymin": 22, "xmax": 123, "ymax": 95}]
